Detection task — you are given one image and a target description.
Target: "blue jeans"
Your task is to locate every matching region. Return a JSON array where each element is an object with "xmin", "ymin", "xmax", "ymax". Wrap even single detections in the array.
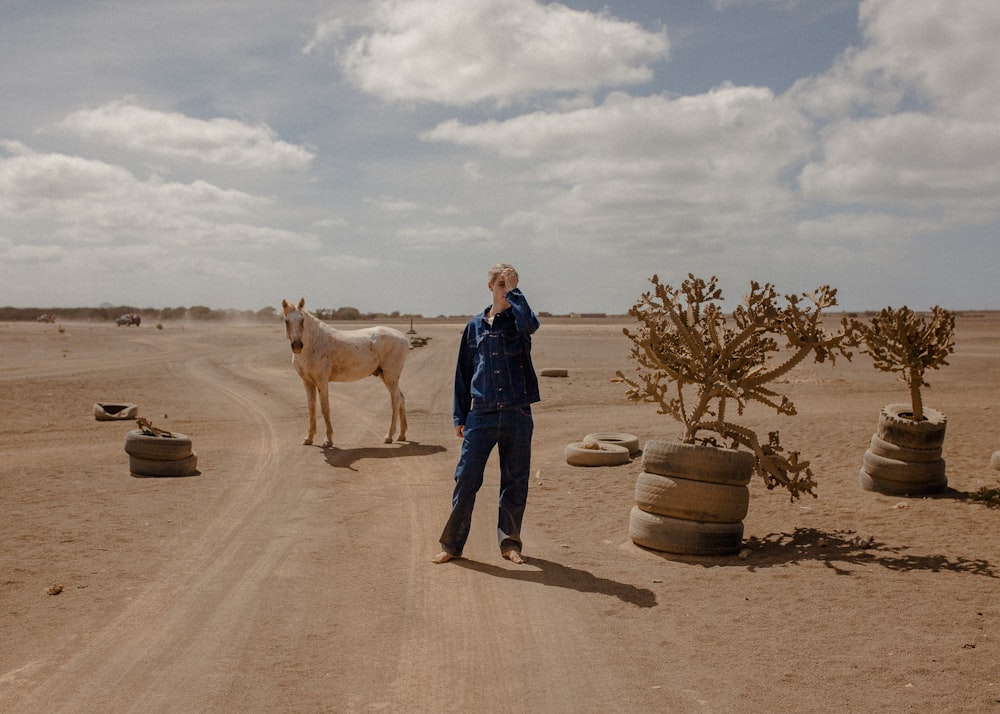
[{"xmin": 438, "ymin": 407, "xmax": 533, "ymax": 556}]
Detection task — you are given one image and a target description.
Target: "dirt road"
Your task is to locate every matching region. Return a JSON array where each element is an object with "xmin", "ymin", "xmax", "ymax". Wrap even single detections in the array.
[
  {"xmin": 0, "ymin": 321, "xmax": 672, "ymax": 713},
  {"xmin": 2, "ymin": 317, "xmax": 998, "ymax": 713}
]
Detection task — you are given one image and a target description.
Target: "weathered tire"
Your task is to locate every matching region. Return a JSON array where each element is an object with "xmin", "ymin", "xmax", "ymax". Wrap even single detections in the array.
[
  {"xmin": 629, "ymin": 506, "xmax": 743, "ymax": 556},
  {"xmin": 94, "ymin": 402, "xmax": 138, "ymax": 421},
  {"xmin": 991, "ymin": 451, "xmax": 1000, "ymax": 471},
  {"xmin": 859, "ymin": 468, "xmax": 947, "ymax": 496},
  {"xmin": 641, "ymin": 441, "xmax": 753, "ymax": 486},
  {"xmin": 583, "ymin": 432, "xmax": 641, "ymax": 456},
  {"xmin": 862, "ymin": 450, "xmax": 946, "ymax": 483},
  {"xmin": 565, "ymin": 441, "xmax": 630, "ymax": 467},
  {"xmin": 124, "ymin": 429, "xmax": 193, "ymax": 460},
  {"xmin": 876, "ymin": 404, "xmax": 947, "ymax": 450},
  {"xmin": 635, "ymin": 471, "xmax": 749, "ymax": 523},
  {"xmin": 540, "ymin": 368, "xmax": 569, "ymax": 378},
  {"xmin": 129, "ymin": 453, "xmax": 199, "ymax": 477},
  {"xmin": 868, "ymin": 434, "xmax": 942, "ymax": 463}
]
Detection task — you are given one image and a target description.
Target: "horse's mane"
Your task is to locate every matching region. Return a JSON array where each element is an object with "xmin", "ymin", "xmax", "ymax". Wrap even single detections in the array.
[{"xmin": 301, "ymin": 307, "xmax": 337, "ymax": 338}]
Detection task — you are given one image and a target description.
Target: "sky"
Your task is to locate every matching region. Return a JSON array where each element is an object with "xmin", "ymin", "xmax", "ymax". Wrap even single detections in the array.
[{"xmin": 1, "ymin": 0, "xmax": 998, "ymax": 316}]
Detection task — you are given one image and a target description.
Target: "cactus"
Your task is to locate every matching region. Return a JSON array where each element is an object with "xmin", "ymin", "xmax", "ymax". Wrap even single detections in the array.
[
  {"xmin": 857, "ymin": 306, "xmax": 955, "ymax": 421},
  {"xmin": 615, "ymin": 274, "xmax": 855, "ymax": 500}
]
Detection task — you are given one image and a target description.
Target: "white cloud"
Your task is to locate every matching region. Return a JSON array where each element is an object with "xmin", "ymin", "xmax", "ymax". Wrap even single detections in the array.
[
  {"xmin": 791, "ymin": 0, "xmax": 1000, "ymax": 120},
  {"xmin": 855, "ymin": 0, "xmax": 1000, "ymax": 119},
  {"xmin": 55, "ymin": 100, "xmax": 315, "ymax": 170},
  {"xmin": 367, "ymin": 195, "xmax": 422, "ymax": 213},
  {"xmin": 801, "ymin": 113, "xmax": 1000, "ymax": 211},
  {"xmin": 397, "ymin": 224, "xmax": 494, "ymax": 249},
  {"xmin": 712, "ymin": 0, "xmax": 799, "ymax": 9},
  {"xmin": 332, "ymin": 0, "xmax": 668, "ymax": 105},
  {"xmin": 0, "ymin": 146, "xmax": 319, "ymax": 252},
  {"xmin": 791, "ymin": 0, "xmax": 1000, "ymax": 222},
  {"xmin": 2, "ymin": 241, "xmax": 64, "ymax": 265},
  {"xmin": 317, "ymin": 254, "xmax": 382, "ymax": 269},
  {"xmin": 425, "ymin": 84, "xmax": 811, "ymax": 251},
  {"xmin": 795, "ymin": 211, "xmax": 927, "ymax": 249}
]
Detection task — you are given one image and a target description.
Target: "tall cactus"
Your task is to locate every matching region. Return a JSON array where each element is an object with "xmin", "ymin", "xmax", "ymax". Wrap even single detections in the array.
[
  {"xmin": 857, "ymin": 306, "xmax": 955, "ymax": 420},
  {"xmin": 615, "ymin": 274, "xmax": 855, "ymax": 500}
]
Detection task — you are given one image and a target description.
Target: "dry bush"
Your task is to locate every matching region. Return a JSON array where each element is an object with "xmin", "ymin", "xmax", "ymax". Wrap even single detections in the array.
[
  {"xmin": 856, "ymin": 306, "xmax": 955, "ymax": 420},
  {"xmin": 616, "ymin": 274, "xmax": 856, "ymax": 500}
]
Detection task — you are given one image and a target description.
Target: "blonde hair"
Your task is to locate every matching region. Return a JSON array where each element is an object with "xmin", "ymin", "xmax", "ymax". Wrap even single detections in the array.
[{"xmin": 487, "ymin": 263, "xmax": 517, "ymax": 284}]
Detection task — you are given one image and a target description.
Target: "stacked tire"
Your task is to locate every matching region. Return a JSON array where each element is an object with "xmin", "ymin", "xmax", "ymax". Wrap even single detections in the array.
[
  {"xmin": 124, "ymin": 429, "xmax": 198, "ymax": 477},
  {"xmin": 859, "ymin": 403, "xmax": 947, "ymax": 496},
  {"xmin": 629, "ymin": 441, "xmax": 752, "ymax": 556}
]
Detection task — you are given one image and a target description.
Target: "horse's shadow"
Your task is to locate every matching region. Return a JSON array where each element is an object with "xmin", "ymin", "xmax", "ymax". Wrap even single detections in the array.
[
  {"xmin": 453, "ymin": 556, "xmax": 657, "ymax": 608},
  {"xmin": 323, "ymin": 440, "xmax": 447, "ymax": 471}
]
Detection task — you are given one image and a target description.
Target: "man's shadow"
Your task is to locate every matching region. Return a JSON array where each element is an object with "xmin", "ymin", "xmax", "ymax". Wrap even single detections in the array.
[
  {"xmin": 454, "ymin": 557, "xmax": 657, "ymax": 608},
  {"xmin": 323, "ymin": 440, "xmax": 447, "ymax": 471}
]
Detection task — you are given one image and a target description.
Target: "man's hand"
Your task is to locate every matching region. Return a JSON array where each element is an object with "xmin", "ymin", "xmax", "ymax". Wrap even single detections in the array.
[
  {"xmin": 500, "ymin": 268, "xmax": 519, "ymax": 292},
  {"xmin": 455, "ymin": 425, "xmax": 464, "ymax": 438}
]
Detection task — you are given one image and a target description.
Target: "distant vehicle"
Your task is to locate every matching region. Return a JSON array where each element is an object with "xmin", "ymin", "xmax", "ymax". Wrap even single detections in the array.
[
  {"xmin": 36, "ymin": 313, "xmax": 57, "ymax": 323},
  {"xmin": 115, "ymin": 313, "xmax": 141, "ymax": 326}
]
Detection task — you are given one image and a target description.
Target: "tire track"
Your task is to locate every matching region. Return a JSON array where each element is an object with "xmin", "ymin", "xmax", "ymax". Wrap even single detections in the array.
[{"xmin": 11, "ymin": 333, "xmax": 310, "ymax": 713}]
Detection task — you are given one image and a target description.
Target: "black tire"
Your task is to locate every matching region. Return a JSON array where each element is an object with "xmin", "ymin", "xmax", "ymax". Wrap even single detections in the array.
[
  {"xmin": 129, "ymin": 453, "xmax": 199, "ymax": 477},
  {"xmin": 868, "ymin": 434, "xmax": 942, "ymax": 463},
  {"xmin": 540, "ymin": 368, "xmax": 569, "ymax": 378},
  {"xmin": 629, "ymin": 506, "xmax": 743, "ymax": 556},
  {"xmin": 634, "ymin": 471, "xmax": 749, "ymax": 523},
  {"xmin": 583, "ymin": 432, "xmax": 641, "ymax": 456},
  {"xmin": 859, "ymin": 468, "xmax": 947, "ymax": 496},
  {"xmin": 862, "ymin": 450, "xmax": 946, "ymax": 483},
  {"xmin": 641, "ymin": 441, "xmax": 753, "ymax": 486},
  {"xmin": 876, "ymin": 403, "xmax": 947, "ymax": 450},
  {"xmin": 565, "ymin": 441, "xmax": 630, "ymax": 467},
  {"xmin": 124, "ymin": 429, "xmax": 193, "ymax": 460},
  {"xmin": 94, "ymin": 402, "xmax": 138, "ymax": 421}
]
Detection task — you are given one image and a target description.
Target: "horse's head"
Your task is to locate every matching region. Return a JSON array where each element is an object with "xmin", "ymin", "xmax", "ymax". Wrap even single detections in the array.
[{"xmin": 281, "ymin": 298, "xmax": 307, "ymax": 354}]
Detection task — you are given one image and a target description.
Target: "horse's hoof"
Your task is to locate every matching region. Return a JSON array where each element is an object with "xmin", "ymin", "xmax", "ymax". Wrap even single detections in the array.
[
  {"xmin": 322, "ymin": 440, "xmax": 333, "ymax": 448},
  {"xmin": 383, "ymin": 436, "xmax": 393, "ymax": 444}
]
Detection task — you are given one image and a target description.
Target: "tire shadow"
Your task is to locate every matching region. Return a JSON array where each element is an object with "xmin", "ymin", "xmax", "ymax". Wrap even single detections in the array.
[
  {"xmin": 453, "ymin": 556, "xmax": 657, "ymax": 608},
  {"xmin": 130, "ymin": 470, "xmax": 201, "ymax": 479},
  {"xmin": 637, "ymin": 526, "xmax": 998, "ymax": 578},
  {"xmin": 323, "ymin": 440, "xmax": 447, "ymax": 471},
  {"xmin": 924, "ymin": 485, "xmax": 1000, "ymax": 509}
]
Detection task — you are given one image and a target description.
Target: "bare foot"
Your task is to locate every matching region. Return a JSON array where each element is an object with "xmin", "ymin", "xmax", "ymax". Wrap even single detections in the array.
[
  {"xmin": 432, "ymin": 551, "xmax": 459, "ymax": 564},
  {"xmin": 503, "ymin": 550, "xmax": 526, "ymax": 565}
]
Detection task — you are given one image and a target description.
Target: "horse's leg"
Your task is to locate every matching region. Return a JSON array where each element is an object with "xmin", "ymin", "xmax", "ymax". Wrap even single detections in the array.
[
  {"xmin": 396, "ymin": 386, "xmax": 407, "ymax": 442},
  {"xmin": 380, "ymin": 375, "xmax": 406, "ymax": 443},
  {"xmin": 318, "ymin": 381, "xmax": 334, "ymax": 448},
  {"xmin": 381, "ymin": 343, "xmax": 408, "ymax": 442},
  {"xmin": 302, "ymin": 379, "xmax": 317, "ymax": 445}
]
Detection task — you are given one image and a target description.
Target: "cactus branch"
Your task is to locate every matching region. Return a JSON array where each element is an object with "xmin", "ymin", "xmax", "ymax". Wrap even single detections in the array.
[
  {"xmin": 615, "ymin": 274, "xmax": 853, "ymax": 500},
  {"xmin": 857, "ymin": 306, "xmax": 955, "ymax": 421}
]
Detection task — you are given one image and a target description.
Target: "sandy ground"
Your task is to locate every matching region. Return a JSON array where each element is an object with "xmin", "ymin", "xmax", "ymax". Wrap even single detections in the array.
[{"xmin": 1, "ymin": 313, "xmax": 999, "ymax": 713}]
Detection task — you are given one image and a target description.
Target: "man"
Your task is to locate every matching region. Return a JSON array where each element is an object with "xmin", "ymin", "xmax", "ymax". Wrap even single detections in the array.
[{"xmin": 432, "ymin": 264, "xmax": 540, "ymax": 565}]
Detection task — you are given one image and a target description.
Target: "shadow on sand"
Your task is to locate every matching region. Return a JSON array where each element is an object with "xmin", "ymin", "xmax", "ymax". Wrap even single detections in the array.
[
  {"xmin": 635, "ymin": 525, "xmax": 997, "ymax": 578},
  {"xmin": 929, "ymin": 485, "xmax": 1000, "ymax": 509},
  {"xmin": 453, "ymin": 556, "xmax": 657, "ymax": 608},
  {"xmin": 323, "ymin": 440, "xmax": 447, "ymax": 471}
]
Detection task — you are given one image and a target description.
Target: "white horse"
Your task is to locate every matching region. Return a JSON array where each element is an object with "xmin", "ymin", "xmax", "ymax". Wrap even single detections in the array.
[{"xmin": 281, "ymin": 298, "xmax": 408, "ymax": 447}]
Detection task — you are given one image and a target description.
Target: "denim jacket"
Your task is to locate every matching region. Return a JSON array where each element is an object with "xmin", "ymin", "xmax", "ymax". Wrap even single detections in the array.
[{"xmin": 453, "ymin": 288, "xmax": 541, "ymax": 427}]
